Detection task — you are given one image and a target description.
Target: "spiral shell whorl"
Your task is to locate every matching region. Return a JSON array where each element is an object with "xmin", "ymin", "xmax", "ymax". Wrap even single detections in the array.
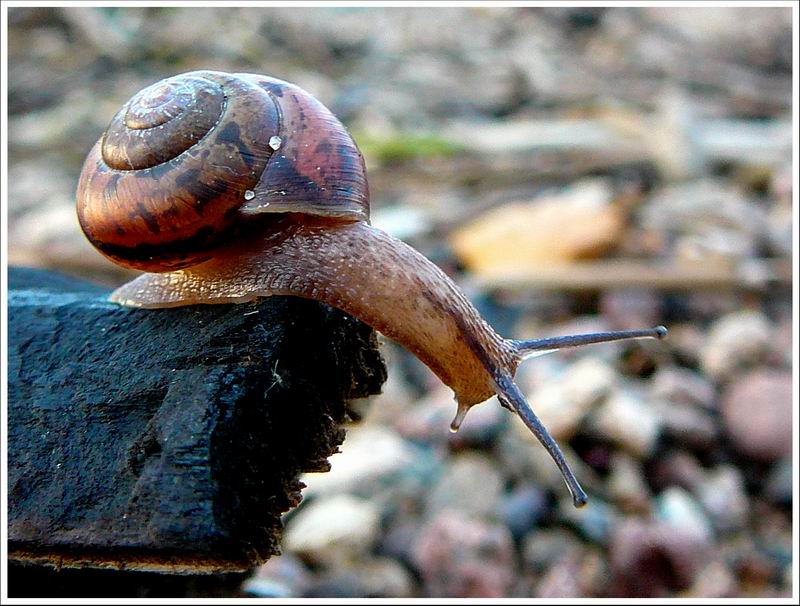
[
  {"xmin": 77, "ymin": 71, "xmax": 279, "ymax": 271},
  {"xmin": 102, "ymin": 75, "xmax": 225, "ymax": 170}
]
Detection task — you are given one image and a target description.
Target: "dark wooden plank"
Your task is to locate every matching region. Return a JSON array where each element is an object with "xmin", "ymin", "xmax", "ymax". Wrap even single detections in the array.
[{"xmin": 7, "ymin": 267, "xmax": 387, "ymax": 574}]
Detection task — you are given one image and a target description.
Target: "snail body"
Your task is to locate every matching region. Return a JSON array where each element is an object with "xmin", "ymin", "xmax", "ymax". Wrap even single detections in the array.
[
  {"xmin": 77, "ymin": 71, "xmax": 667, "ymax": 507},
  {"xmin": 111, "ymin": 217, "xmax": 518, "ymax": 409}
]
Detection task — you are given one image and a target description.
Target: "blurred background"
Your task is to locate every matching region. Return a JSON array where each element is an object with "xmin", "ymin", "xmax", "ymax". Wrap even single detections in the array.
[{"xmin": 6, "ymin": 5, "xmax": 795, "ymax": 598}]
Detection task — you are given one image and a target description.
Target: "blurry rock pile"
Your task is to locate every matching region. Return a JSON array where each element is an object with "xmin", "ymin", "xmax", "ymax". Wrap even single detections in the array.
[
  {"xmin": 247, "ymin": 308, "xmax": 792, "ymax": 598},
  {"xmin": 7, "ymin": 6, "xmax": 794, "ymax": 598}
]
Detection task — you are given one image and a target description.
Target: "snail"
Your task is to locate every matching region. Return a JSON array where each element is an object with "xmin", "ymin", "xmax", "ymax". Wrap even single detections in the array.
[{"xmin": 76, "ymin": 70, "xmax": 667, "ymax": 508}]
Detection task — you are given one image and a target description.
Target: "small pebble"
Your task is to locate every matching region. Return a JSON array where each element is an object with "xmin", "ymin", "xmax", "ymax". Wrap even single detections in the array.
[
  {"xmin": 721, "ymin": 370, "xmax": 793, "ymax": 462},
  {"xmin": 302, "ymin": 572, "xmax": 365, "ymax": 598},
  {"xmin": 301, "ymin": 424, "xmax": 424, "ymax": 497},
  {"xmin": 560, "ymin": 495, "xmax": 617, "ymax": 546},
  {"xmin": 650, "ymin": 365, "xmax": 717, "ymax": 410},
  {"xmin": 424, "ymin": 452, "xmax": 504, "ymax": 519},
  {"xmin": 242, "ymin": 554, "xmax": 311, "ymax": 598},
  {"xmin": 393, "ymin": 384, "xmax": 456, "ymax": 446},
  {"xmin": 764, "ymin": 459, "xmax": 793, "ymax": 505},
  {"xmin": 649, "ymin": 450, "xmax": 707, "ymax": 492},
  {"xmin": 686, "ymin": 559, "xmax": 738, "ymax": 597},
  {"xmin": 522, "ymin": 528, "xmax": 583, "ymax": 573},
  {"xmin": 599, "ymin": 288, "xmax": 662, "ymax": 331},
  {"xmin": 653, "ymin": 400, "xmax": 718, "ymax": 450},
  {"xmin": 610, "ymin": 517, "xmax": 710, "ymax": 597},
  {"xmin": 377, "ymin": 515, "xmax": 424, "ymax": 569},
  {"xmin": 534, "ymin": 548, "xmax": 584, "ymax": 598},
  {"xmin": 607, "ymin": 452, "xmax": 651, "ymax": 513},
  {"xmin": 300, "ymin": 425, "xmax": 417, "ymax": 499},
  {"xmin": 589, "ymin": 386, "xmax": 661, "ymax": 458},
  {"xmin": 696, "ymin": 465, "xmax": 749, "ymax": 533},
  {"xmin": 332, "ymin": 557, "xmax": 413, "ymax": 598},
  {"xmin": 283, "ymin": 494, "xmax": 380, "ymax": 566},
  {"xmin": 498, "ymin": 483, "xmax": 547, "ymax": 541},
  {"xmin": 412, "ymin": 510, "xmax": 515, "ymax": 597},
  {"xmin": 701, "ymin": 311, "xmax": 772, "ymax": 379},
  {"xmin": 529, "ymin": 357, "xmax": 617, "ymax": 441},
  {"xmin": 655, "ymin": 487, "xmax": 714, "ymax": 543}
]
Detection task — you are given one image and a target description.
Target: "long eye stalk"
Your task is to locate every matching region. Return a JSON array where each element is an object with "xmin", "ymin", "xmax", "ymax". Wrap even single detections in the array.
[
  {"xmin": 493, "ymin": 372, "xmax": 589, "ymax": 508},
  {"xmin": 514, "ymin": 326, "xmax": 667, "ymax": 357},
  {"xmin": 500, "ymin": 325, "xmax": 667, "ymax": 508}
]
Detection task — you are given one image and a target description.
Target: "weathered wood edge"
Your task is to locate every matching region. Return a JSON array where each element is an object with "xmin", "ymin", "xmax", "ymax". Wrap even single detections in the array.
[{"xmin": 7, "ymin": 267, "xmax": 387, "ymax": 574}]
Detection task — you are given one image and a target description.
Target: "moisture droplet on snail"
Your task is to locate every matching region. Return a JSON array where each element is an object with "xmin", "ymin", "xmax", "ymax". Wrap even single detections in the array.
[{"xmin": 76, "ymin": 71, "xmax": 667, "ymax": 508}]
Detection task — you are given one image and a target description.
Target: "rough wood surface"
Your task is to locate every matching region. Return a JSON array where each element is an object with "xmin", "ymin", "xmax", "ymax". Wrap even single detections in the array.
[{"xmin": 7, "ymin": 267, "xmax": 387, "ymax": 574}]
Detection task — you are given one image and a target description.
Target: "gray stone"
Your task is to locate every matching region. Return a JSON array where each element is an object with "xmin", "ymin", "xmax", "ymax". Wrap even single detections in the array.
[
  {"xmin": 424, "ymin": 452, "xmax": 504, "ymax": 519},
  {"xmin": 559, "ymin": 495, "xmax": 618, "ymax": 546},
  {"xmin": 354, "ymin": 557, "xmax": 415, "ymax": 597},
  {"xmin": 765, "ymin": 459, "xmax": 793, "ymax": 505},
  {"xmin": 640, "ymin": 179, "xmax": 767, "ymax": 263},
  {"xmin": 685, "ymin": 559, "xmax": 738, "ymax": 597},
  {"xmin": 653, "ymin": 400, "xmax": 719, "ymax": 450},
  {"xmin": 499, "ymin": 483, "xmax": 547, "ymax": 541},
  {"xmin": 650, "ymin": 366, "xmax": 718, "ymax": 410},
  {"xmin": 242, "ymin": 554, "xmax": 311, "ymax": 598},
  {"xmin": 521, "ymin": 528, "xmax": 583, "ymax": 573},
  {"xmin": 696, "ymin": 466, "xmax": 749, "ymax": 533}
]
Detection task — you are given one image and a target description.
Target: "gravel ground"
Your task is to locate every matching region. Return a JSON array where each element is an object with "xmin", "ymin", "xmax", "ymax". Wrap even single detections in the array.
[{"xmin": 6, "ymin": 5, "xmax": 795, "ymax": 598}]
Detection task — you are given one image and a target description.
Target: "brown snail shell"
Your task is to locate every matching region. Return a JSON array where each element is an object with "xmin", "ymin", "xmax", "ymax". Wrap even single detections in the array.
[{"xmin": 76, "ymin": 71, "xmax": 367, "ymax": 271}]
